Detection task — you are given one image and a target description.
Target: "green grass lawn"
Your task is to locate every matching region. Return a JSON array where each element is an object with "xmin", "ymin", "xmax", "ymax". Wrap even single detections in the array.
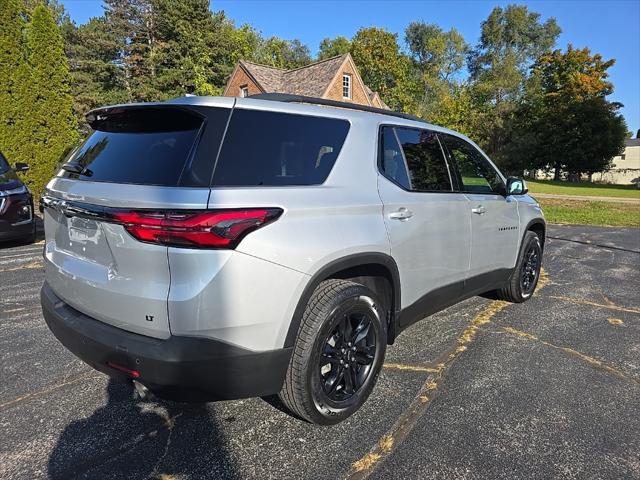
[
  {"xmin": 528, "ymin": 180, "xmax": 640, "ymax": 199},
  {"xmin": 540, "ymin": 199, "xmax": 640, "ymax": 227}
]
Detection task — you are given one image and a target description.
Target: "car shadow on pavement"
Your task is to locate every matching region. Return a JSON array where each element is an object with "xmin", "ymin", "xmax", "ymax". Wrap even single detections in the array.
[{"xmin": 48, "ymin": 378, "xmax": 240, "ymax": 480}]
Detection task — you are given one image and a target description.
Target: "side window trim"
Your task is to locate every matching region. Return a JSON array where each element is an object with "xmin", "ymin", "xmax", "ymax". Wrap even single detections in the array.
[
  {"xmin": 377, "ymin": 125, "xmax": 412, "ymax": 191},
  {"xmin": 377, "ymin": 124, "xmax": 459, "ymax": 194},
  {"xmin": 437, "ymin": 133, "xmax": 463, "ymax": 191},
  {"xmin": 392, "ymin": 127, "xmax": 413, "ymax": 190},
  {"xmin": 434, "ymin": 133, "xmax": 457, "ymax": 191}
]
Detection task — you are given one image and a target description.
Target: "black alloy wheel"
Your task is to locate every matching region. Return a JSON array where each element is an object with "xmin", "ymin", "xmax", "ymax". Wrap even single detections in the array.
[
  {"xmin": 279, "ymin": 279, "xmax": 387, "ymax": 425},
  {"xmin": 497, "ymin": 230, "xmax": 543, "ymax": 303},
  {"xmin": 520, "ymin": 243, "xmax": 540, "ymax": 295},
  {"xmin": 319, "ymin": 309, "xmax": 377, "ymax": 401}
]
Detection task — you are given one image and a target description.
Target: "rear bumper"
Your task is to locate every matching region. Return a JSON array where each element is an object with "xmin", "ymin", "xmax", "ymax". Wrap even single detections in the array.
[{"xmin": 41, "ymin": 282, "xmax": 292, "ymax": 401}]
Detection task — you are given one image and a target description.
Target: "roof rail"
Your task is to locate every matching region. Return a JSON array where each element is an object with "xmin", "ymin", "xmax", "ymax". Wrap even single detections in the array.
[{"xmin": 247, "ymin": 93, "xmax": 426, "ymax": 123}]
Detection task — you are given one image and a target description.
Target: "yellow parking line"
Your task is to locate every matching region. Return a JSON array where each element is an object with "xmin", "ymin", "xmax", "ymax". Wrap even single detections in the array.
[
  {"xmin": 0, "ymin": 260, "xmax": 43, "ymax": 273},
  {"xmin": 382, "ymin": 363, "xmax": 440, "ymax": 373},
  {"xmin": 345, "ymin": 298, "xmax": 511, "ymax": 479},
  {"xmin": 0, "ymin": 372, "xmax": 99, "ymax": 410},
  {"xmin": 345, "ymin": 268, "xmax": 550, "ymax": 479}
]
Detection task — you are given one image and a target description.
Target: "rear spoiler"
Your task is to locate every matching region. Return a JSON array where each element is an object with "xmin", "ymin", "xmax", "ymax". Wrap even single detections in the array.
[{"xmin": 85, "ymin": 105, "xmax": 205, "ymax": 133}]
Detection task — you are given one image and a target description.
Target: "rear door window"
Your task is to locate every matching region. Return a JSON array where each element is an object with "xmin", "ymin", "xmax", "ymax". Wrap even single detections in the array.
[
  {"xmin": 62, "ymin": 107, "xmax": 213, "ymax": 187},
  {"xmin": 395, "ymin": 128, "xmax": 452, "ymax": 192},
  {"xmin": 379, "ymin": 126, "xmax": 452, "ymax": 192},
  {"xmin": 212, "ymin": 109, "xmax": 350, "ymax": 186}
]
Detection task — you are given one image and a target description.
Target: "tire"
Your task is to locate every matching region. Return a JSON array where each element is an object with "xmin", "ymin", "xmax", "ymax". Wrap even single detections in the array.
[
  {"xmin": 25, "ymin": 221, "xmax": 37, "ymax": 244},
  {"xmin": 498, "ymin": 231, "xmax": 543, "ymax": 303},
  {"xmin": 279, "ymin": 279, "xmax": 387, "ymax": 425}
]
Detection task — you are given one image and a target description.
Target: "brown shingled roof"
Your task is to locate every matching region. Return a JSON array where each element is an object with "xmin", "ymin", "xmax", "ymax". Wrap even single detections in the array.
[
  {"xmin": 239, "ymin": 61, "xmax": 284, "ymax": 92},
  {"xmin": 240, "ymin": 55, "xmax": 350, "ymax": 97},
  {"xmin": 235, "ymin": 53, "xmax": 387, "ymax": 109},
  {"xmin": 281, "ymin": 54, "xmax": 349, "ymax": 97}
]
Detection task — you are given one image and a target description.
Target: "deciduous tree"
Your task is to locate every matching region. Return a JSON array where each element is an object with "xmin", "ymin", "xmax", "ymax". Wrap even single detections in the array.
[
  {"xmin": 351, "ymin": 27, "xmax": 418, "ymax": 111},
  {"xmin": 511, "ymin": 46, "xmax": 627, "ymax": 179},
  {"xmin": 405, "ymin": 22, "xmax": 467, "ymax": 81},
  {"xmin": 468, "ymin": 5, "xmax": 561, "ymax": 166},
  {"xmin": 255, "ymin": 36, "xmax": 311, "ymax": 69},
  {"xmin": 318, "ymin": 36, "xmax": 351, "ymax": 60}
]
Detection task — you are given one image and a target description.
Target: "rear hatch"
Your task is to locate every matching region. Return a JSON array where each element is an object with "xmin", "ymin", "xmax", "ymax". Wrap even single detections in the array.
[{"xmin": 42, "ymin": 100, "xmax": 232, "ymax": 339}]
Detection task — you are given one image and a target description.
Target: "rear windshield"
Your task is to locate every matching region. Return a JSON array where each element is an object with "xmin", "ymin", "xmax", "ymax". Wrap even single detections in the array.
[
  {"xmin": 61, "ymin": 106, "xmax": 350, "ymax": 188},
  {"xmin": 61, "ymin": 108, "xmax": 205, "ymax": 186},
  {"xmin": 212, "ymin": 109, "xmax": 350, "ymax": 186}
]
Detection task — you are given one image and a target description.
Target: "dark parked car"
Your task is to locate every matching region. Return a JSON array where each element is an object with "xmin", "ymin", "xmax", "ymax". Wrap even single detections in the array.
[{"xmin": 0, "ymin": 152, "xmax": 36, "ymax": 243}]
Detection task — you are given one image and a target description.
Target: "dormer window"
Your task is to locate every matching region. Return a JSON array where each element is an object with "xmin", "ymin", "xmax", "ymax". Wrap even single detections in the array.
[
  {"xmin": 240, "ymin": 85, "xmax": 249, "ymax": 98},
  {"xmin": 342, "ymin": 74, "xmax": 351, "ymax": 99}
]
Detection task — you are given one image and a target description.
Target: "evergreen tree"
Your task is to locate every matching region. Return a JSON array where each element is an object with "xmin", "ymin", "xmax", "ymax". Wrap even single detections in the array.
[
  {"xmin": 63, "ymin": 16, "xmax": 129, "ymax": 132},
  {"xmin": 152, "ymin": 0, "xmax": 221, "ymax": 96},
  {"xmin": 21, "ymin": 4, "xmax": 78, "ymax": 198},
  {"xmin": 0, "ymin": 0, "xmax": 26, "ymax": 162}
]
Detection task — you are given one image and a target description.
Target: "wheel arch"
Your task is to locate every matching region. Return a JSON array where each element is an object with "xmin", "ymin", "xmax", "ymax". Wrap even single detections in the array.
[
  {"xmin": 524, "ymin": 219, "xmax": 546, "ymax": 250},
  {"xmin": 284, "ymin": 253, "xmax": 401, "ymax": 348}
]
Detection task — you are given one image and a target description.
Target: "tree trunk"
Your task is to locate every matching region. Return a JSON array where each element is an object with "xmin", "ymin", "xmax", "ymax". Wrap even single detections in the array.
[{"xmin": 554, "ymin": 163, "xmax": 561, "ymax": 181}]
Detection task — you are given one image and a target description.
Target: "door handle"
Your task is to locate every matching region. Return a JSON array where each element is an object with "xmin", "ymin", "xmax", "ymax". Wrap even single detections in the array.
[
  {"xmin": 471, "ymin": 205, "xmax": 487, "ymax": 215},
  {"xmin": 389, "ymin": 208, "xmax": 413, "ymax": 220}
]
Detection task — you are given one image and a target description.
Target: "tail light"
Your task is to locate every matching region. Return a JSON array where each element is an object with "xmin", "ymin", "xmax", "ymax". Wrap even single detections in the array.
[{"xmin": 110, "ymin": 208, "xmax": 282, "ymax": 249}]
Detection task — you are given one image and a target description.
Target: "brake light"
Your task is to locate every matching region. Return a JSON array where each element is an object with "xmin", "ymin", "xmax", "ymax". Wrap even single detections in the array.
[{"xmin": 110, "ymin": 208, "xmax": 282, "ymax": 249}]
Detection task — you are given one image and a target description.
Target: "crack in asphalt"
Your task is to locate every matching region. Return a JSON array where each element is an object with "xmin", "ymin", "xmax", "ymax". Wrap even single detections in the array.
[
  {"xmin": 49, "ymin": 409, "xmax": 184, "ymax": 480},
  {"xmin": 497, "ymin": 326, "xmax": 640, "ymax": 386},
  {"xmin": 547, "ymin": 235, "xmax": 640, "ymax": 254},
  {"xmin": 550, "ymin": 295, "xmax": 640, "ymax": 314}
]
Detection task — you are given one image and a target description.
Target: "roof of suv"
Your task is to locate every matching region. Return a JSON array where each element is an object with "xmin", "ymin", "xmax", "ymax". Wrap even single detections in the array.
[{"xmin": 86, "ymin": 94, "xmax": 461, "ymax": 139}]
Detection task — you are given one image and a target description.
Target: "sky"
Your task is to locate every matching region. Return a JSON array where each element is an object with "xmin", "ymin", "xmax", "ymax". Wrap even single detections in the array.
[{"xmin": 59, "ymin": 0, "xmax": 640, "ymax": 134}]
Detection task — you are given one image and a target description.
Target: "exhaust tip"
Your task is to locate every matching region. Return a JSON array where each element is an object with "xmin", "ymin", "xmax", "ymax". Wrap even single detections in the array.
[{"xmin": 133, "ymin": 380, "xmax": 155, "ymax": 401}]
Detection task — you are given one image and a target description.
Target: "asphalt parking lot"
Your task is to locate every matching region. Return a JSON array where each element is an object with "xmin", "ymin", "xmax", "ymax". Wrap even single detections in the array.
[{"xmin": 1, "ymin": 224, "xmax": 639, "ymax": 480}]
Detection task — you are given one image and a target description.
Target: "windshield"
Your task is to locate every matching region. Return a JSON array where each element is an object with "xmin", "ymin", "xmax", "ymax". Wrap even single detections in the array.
[{"xmin": 0, "ymin": 152, "xmax": 9, "ymax": 173}]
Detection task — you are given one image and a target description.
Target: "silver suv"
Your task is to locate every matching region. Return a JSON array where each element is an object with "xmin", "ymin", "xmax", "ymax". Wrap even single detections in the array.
[{"xmin": 41, "ymin": 94, "xmax": 545, "ymax": 425}]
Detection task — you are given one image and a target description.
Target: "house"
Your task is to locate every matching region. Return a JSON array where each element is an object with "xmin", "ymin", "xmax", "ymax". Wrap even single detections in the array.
[
  {"xmin": 223, "ymin": 53, "xmax": 388, "ymax": 109},
  {"xmin": 591, "ymin": 138, "xmax": 640, "ymax": 185}
]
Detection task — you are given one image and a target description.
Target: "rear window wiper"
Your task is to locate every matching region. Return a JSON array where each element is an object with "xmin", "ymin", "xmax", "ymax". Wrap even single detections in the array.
[{"xmin": 62, "ymin": 163, "xmax": 93, "ymax": 177}]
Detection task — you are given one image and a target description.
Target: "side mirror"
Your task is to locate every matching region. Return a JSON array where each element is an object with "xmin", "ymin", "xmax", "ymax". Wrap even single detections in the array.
[
  {"xmin": 506, "ymin": 177, "xmax": 528, "ymax": 196},
  {"xmin": 15, "ymin": 162, "xmax": 29, "ymax": 172}
]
